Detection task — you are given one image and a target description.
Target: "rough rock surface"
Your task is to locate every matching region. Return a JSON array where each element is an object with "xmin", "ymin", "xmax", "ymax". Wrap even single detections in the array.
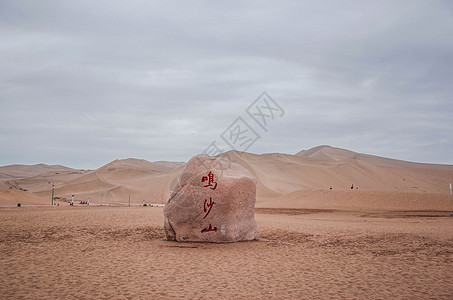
[{"xmin": 164, "ymin": 154, "xmax": 259, "ymax": 242}]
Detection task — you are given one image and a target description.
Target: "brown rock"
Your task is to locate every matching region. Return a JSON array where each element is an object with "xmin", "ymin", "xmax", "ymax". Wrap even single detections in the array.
[{"xmin": 164, "ymin": 154, "xmax": 259, "ymax": 242}]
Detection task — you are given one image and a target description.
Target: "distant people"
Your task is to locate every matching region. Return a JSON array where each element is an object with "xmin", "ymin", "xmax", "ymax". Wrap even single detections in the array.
[
  {"xmin": 351, "ymin": 184, "xmax": 354, "ymax": 190},
  {"xmin": 329, "ymin": 186, "xmax": 332, "ymax": 190}
]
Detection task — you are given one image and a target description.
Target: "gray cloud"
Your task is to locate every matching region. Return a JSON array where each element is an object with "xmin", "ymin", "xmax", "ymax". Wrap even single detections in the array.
[{"xmin": 1, "ymin": 0, "xmax": 452, "ymax": 168}]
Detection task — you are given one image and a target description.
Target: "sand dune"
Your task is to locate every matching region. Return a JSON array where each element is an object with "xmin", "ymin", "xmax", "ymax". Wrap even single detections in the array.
[
  {"xmin": 297, "ymin": 145, "xmax": 453, "ymax": 170},
  {"xmin": 220, "ymin": 149, "xmax": 453, "ymax": 198},
  {"xmin": 219, "ymin": 148, "xmax": 453, "ymax": 211},
  {"xmin": 0, "ymin": 170, "xmax": 92, "ymax": 193},
  {"xmin": 2, "ymin": 146, "xmax": 452, "ymax": 210},
  {"xmin": 0, "ymin": 163, "xmax": 76, "ymax": 180},
  {"xmin": 0, "ymin": 189, "xmax": 48, "ymax": 206},
  {"xmin": 32, "ymin": 159, "xmax": 186, "ymax": 205}
]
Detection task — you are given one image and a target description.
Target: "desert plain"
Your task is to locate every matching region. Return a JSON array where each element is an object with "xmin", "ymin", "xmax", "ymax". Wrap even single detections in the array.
[{"xmin": 1, "ymin": 146, "xmax": 453, "ymax": 299}]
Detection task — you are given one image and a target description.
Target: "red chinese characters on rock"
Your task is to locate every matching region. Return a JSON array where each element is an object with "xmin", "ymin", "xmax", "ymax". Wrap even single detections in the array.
[
  {"xmin": 203, "ymin": 197, "xmax": 215, "ymax": 219},
  {"xmin": 201, "ymin": 171, "xmax": 217, "ymax": 190},
  {"xmin": 201, "ymin": 224, "xmax": 217, "ymax": 233},
  {"xmin": 201, "ymin": 171, "xmax": 218, "ymax": 233}
]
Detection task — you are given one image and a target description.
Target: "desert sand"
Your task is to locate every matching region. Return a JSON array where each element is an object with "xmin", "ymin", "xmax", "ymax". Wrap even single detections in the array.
[
  {"xmin": 1, "ymin": 146, "xmax": 453, "ymax": 298},
  {"xmin": 1, "ymin": 206, "xmax": 452, "ymax": 299}
]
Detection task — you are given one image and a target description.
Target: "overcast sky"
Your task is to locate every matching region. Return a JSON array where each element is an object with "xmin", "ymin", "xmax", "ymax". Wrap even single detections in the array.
[{"xmin": 1, "ymin": 0, "xmax": 452, "ymax": 169}]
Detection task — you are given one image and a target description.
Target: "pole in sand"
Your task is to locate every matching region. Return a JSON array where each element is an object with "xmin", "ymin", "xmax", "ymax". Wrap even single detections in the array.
[
  {"xmin": 72, "ymin": 194, "xmax": 74, "ymax": 206},
  {"xmin": 51, "ymin": 187, "xmax": 54, "ymax": 206},
  {"xmin": 450, "ymin": 182, "xmax": 452, "ymax": 195},
  {"xmin": 129, "ymin": 195, "xmax": 131, "ymax": 207}
]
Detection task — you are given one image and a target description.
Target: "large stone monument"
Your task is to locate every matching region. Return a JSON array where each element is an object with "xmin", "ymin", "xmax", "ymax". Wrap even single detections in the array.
[{"xmin": 164, "ymin": 154, "xmax": 259, "ymax": 243}]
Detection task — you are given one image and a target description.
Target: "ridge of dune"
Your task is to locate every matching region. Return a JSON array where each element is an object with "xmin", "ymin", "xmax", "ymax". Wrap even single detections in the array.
[
  {"xmin": 0, "ymin": 170, "xmax": 92, "ymax": 193},
  {"xmin": 296, "ymin": 145, "xmax": 453, "ymax": 170},
  {"xmin": 98, "ymin": 158, "xmax": 185, "ymax": 173},
  {"xmin": 0, "ymin": 163, "xmax": 77, "ymax": 180},
  {"xmin": 33, "ymin": 158, "xmax": 187, "ymax": 205}
]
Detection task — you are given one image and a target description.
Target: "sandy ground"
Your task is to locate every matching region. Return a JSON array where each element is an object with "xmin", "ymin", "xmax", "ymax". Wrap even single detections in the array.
[{"xmin": 1, "ymin": 206, "xmax": 452, "ymax": 299}]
